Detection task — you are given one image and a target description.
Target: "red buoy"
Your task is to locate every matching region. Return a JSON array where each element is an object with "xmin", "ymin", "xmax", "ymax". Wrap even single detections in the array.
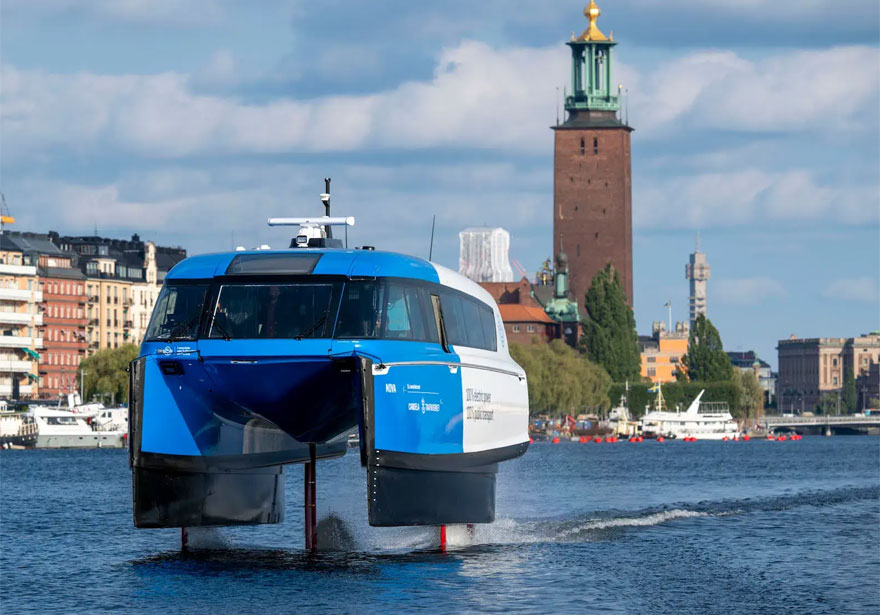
[
  {"xmin": 722, "ymin": 437, "xmax": 729, "ymax": 442},
  {"xmin": 594, "ymin": 437, "xmax": 602, "ymax": 444},
  {"xmin": 552, "ymin": 437, "xmax": 561, "ymax": 444},
  {"xmin": 743, "ymin": 435, "xmax": 750, "ymax": 441},
  {"xmin": 579, "ymin": 436, "xmax": 587, "ymax": 443},
  {"xmin": 657, "ymin": 436, "xmax": 664, "ymax": 442},
  {"xmin": 636, "ymin": 436, "xmax": 643, "ymax": 443},
  {"xmin": 529, "ymin": 437, "xmax": 534, "ymax": 444},
  {"xmin": 777, "ymin": 435, "xmax": 787, "ymax": 441}
]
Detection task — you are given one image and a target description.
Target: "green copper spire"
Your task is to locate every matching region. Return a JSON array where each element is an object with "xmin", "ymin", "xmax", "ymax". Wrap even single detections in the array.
[{"xmin": 566, "ymin": 2, "xmax": 619, "ymax": 113}]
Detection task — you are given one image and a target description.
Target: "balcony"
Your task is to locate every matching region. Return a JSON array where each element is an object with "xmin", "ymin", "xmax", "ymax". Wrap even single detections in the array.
[
  {"xmin": 88, "ymin": 295, "xmax": 99, "ymax": 302},
  {"xmin": 89, "ymin": 318, "xmax": 99, "ymax": 326},
  {"xmin": 0, "ymin": 336, "xmax": 43, "ymax": 349},
  {"xmin": 123, "ymin": 320, "xmax": 133, "ymax": 329},
  {"xmin": 0, "ymin": 263, "xmax": 37, "ymax": 276},
  {"xmin": 0, "ymin": 360, "xmax": 32, "ymax": 373},
  {"xmin": 0, "ymin": 312, "xmax": 43, "ymax": 326},
  {"xmin": 0, "ymin": 288, "xmax": 43, "ymax": 303},
  {"xmin": 0, "ymin": 384, "xmax": 34, "ymax": 396}
]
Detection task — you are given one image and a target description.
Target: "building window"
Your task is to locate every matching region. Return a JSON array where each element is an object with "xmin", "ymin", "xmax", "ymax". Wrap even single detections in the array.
[
  {"xmin": 647, "ymin": 367, "xmax": 656, "ymax": 377},
  {"xmin": 833, "ymin": 376, "xmax": 838, "ymax": 386},
  {"xmin": 832, "ymin": 358, "xmax": 838, "ymax": 366},
  {"xmin": 527, "ymin": 325, "xmax": 536, "ymax": 333},
  {"xmin": 580, "ymin": 138, "xmax": 585, "ymax": 155},
  {"xmin": 647, "ymin": 356, "xmax": 656, "ymax": 363},
  {"xmin": 512, "ymin": 325, "xmax": 521, "ymax": 333},
  {"xmin": 593, "ymin": 137, "xmax": 598, "ymax": 154}
]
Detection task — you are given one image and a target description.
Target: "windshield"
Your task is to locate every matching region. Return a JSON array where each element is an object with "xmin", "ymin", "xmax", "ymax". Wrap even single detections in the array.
[
  {"xmin": 144, "ymin": 284, "xmax": 209, "ymax": 341},
  {"xmin": 208, "ymin": 282, "xmax": 342, "ymax": 339}
]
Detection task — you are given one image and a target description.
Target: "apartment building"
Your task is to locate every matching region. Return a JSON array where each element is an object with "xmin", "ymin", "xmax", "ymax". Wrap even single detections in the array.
[{"xmin": 0, "ymin": 238, "xmax": 42, "ymax": 399}]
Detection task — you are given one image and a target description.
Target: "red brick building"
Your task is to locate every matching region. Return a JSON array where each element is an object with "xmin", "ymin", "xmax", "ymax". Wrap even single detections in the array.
[
  {"xmin": 38, "ymin": 268, "xmax": 88, "ymax": 399},
  {"xmin": 553, "ymin": 3, "xmax": 633, "ymax": 306},
  {"xmin": 480, "ymin": 278, "xmax": 560, "ymax": 344}
]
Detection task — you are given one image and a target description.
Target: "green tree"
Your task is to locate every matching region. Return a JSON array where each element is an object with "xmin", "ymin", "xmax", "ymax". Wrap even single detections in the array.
[
  {"xmin": 579, "ymin": 264, "xmax": 640, "ymax": 382},
  {"xmin": 816, "ymin": 392, "xmax": 838, "ymax": 416},
  {"xmin": 843, "ymin": 372, "xmax": 857, "ymax": 413},
  {"xmin": 733, "ymin": 369, "xmax": 764, "ymax": 421},
  {"xmin": 510, "ymin": 339, "xmax": 611, "ymax": 416},
  {"xmin": 680, "ymin": 314, "xmax": 733, "ymax": 382},
  {"xmin": 78, "ymin": 344, "xmax": 139, "ymax": 404}
]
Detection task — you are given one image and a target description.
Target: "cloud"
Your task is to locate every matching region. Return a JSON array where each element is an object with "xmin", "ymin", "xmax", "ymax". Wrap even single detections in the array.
[
  {"xmin": 821, "ymin": 277, "xmax": 880, "ymax": 303},
  {"xmin": 1, "ymin": 0, "xmax": 226, "ymax": 26},
  {"xmin": 8, "ymin": 161, "xmax": 552, "ymax": 268},
  {"xmin": 713, "ymin": 277, "xmax": 787, "ymax": 306},
  {"xmin": 3, "ymin": 43, "xmax": 877, "ymax": 161},
  {"xmin": 634, "ymin": 168, "xmax": 879, "ymax": 229},
  {"xmin": 629, "ymin": 46, "xmax": 880, "ymax": 137}
]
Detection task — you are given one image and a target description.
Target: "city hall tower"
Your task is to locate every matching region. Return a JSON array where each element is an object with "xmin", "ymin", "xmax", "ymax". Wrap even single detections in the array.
[{"xmin": 553, "ymin": 1, "xmax": 633, "ymax": 305}]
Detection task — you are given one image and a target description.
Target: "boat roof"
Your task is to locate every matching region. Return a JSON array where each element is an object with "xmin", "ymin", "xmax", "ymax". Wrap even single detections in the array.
[
  {"xmin": 165, "ymin": 248, "xmax": 497, "ymax": 308},
  {"xmin": 168, "ymin": 249, "xmax": 438, "ymax": 282}
]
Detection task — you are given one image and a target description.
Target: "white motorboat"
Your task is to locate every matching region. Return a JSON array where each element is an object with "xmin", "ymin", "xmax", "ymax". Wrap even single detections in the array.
[
  {"xmin": 30, "ymin": 406, "xmax": 126, "ymax": 449},
  {"xmin": 640, "ymin": 388, "xmax": 739, "ymax": 440}
]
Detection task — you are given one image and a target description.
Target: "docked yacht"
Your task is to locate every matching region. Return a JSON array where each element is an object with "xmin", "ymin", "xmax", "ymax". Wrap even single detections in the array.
[
  {"xmin": 31, "ymin": 406, "xmax": 127, "ymax": 449},
  {"xmin": 129, "ymin": 183, "xmax": 530, "ymax": 550},
  {"xmin": 640, "ymin": 388, "xmax": 739, "ymax": 440}
]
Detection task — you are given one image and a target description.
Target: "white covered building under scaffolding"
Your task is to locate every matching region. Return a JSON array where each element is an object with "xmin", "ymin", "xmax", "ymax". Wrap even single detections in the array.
[{"xmin": 458, "ymin": 227, "xmax": 515, "ymax": 283}]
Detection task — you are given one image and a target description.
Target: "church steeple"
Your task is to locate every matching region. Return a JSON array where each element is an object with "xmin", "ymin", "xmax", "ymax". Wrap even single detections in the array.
[{"xmin": 566, "ymin": 1, "xmax": 619, "ymax": 114}]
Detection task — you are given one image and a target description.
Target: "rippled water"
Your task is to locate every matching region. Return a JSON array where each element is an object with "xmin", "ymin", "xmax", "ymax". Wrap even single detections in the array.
[{"xmin": 2, "ymin": 437, "xmax": 878, "ymax": 614}]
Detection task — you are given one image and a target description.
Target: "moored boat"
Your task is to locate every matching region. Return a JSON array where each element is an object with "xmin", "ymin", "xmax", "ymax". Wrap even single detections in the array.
[{"xmin": 640, "ymin": 387, "xmax": 739, "ymax": 440}]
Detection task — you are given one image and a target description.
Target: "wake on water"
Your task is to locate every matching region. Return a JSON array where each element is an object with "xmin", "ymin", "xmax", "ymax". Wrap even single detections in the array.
[{"xmin": 181, "ymin": 484, "xmax": 878, "ymax": 554}]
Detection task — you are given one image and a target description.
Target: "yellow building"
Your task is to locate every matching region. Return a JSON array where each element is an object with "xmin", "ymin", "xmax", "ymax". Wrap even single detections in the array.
[
  {"xmin": 640, "ymin": 321, "xmax": 689, "ymax": 383},
  {"xmin": 85, "ymin": 276, "xmax": 133, "ymax": 352}
]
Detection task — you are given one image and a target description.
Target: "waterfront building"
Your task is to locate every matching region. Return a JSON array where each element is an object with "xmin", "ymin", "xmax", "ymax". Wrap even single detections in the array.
[
  {"xmin": 727, "ymin": 350, "xmax": 776, "ymax": 405},
  {"xmin": 685, "ymin": 241, "xmax": 710, "ymax": 325},
  {"xmin": 639, "ymin": 321, "xmax": 689, "ymax": 383},
  {"xmin": 553, "ymin": 1, "xmax": 633, "ymax": 306},
  {"xmin": 6, "ymin": 233, "xmax": 88, "ymax": 400},
  {"xmin": 0, "ymin": 239, "xmax": 42, "ymax": 399},
  {"xmin": 480, "ymin": 277, "xmax": 560, "ymax": 344},
  {"xmin": 56, "ymin": 234, "xmax": 186, "ymax": 351},
  {"xmin": 776, "ymin": 333, "xmax": 880, "ymax": 413},
  {"xmin": 458, "ymin": 227, "xmax": 515, "ymax": 283}
]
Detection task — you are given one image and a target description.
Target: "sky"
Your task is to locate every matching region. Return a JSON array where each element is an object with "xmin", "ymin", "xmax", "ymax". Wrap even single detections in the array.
[{"xmin": 1, "ymin": 0, "xmax": 878, "ymax": 368}]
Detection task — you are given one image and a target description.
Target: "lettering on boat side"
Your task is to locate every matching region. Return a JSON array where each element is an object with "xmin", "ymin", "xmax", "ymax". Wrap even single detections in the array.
[{"xmin": 466, "ymin": 388, "xmax": 494, "ymax": 421}]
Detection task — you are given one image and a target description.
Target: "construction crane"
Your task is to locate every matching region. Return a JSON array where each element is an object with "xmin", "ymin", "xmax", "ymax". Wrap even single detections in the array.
[{"xmin": 0, "ymin": 193, "xmax": 14, "ymax": 234}]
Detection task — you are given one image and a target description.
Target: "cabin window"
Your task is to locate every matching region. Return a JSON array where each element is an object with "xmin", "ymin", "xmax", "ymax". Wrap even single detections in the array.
[
  {"xmin": 209, "ymin": 282, "xmax": 342, "ymax": 339},
  {"xmin": 335, "ymin": 280, "xmax": 438, "ymax": 343},
  {"xmin": 144, "ymin": 284, "xmax": 209, "ymax": 341},
  {"xmin": 438, "ymin": 291, "xmax": 497, "ymax": 352}
]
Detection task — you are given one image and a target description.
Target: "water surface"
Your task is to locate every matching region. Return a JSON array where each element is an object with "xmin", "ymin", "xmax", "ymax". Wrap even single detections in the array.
[{"xmin": 1, "ymin": 437, "xmax": 878, "ymax": 614}]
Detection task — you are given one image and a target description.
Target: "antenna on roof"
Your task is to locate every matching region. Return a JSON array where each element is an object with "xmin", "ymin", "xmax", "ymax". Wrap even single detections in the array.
[
  {"xmin": 428, "ymin": 214, "xmax": 436, "ymax": 261},
  {"xmin": 321, "ymin": 178, "xmax": 332, "ymax": 239},
  {"xmin": 267, "ymin": 177, "xmax": 354, "ymax": 249}
]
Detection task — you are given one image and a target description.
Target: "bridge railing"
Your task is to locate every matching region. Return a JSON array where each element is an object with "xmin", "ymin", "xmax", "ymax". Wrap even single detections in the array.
[{"xmin": 763, "ymin": 415, "xmax": 880, "ymax": 426}]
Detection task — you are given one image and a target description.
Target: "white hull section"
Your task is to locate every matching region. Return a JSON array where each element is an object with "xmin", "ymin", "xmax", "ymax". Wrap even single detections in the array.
[{"xmin": 36, "ymin": 433, "xmax": 126, "ymax": 448}]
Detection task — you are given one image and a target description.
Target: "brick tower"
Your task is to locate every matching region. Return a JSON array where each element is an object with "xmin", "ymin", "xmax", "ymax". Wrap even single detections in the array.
[{"xmin": 553, "ymin": 1, "xmax": 633, "ymax": 306}]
